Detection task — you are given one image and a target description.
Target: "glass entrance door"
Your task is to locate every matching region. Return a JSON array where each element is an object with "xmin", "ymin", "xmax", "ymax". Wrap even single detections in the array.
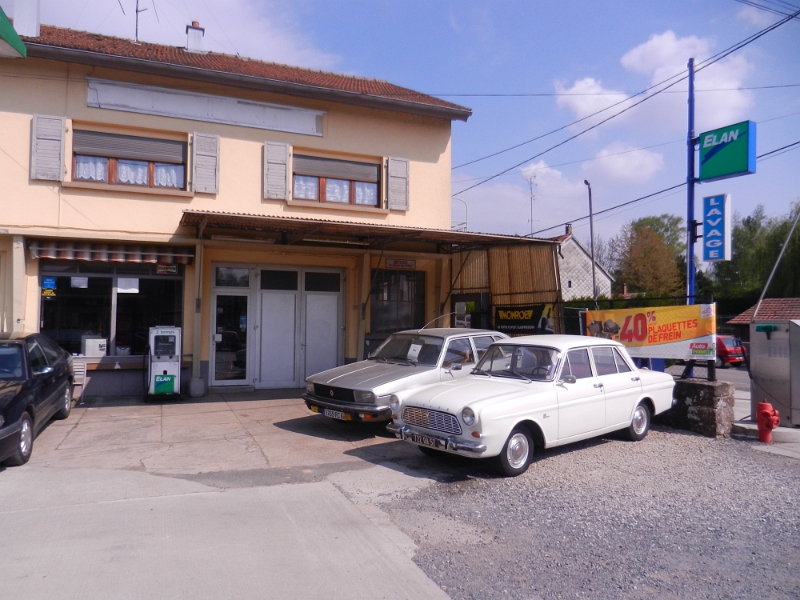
[{"xmin": 212, "ymin": 295, "xmax": 249, "ymax": 384}]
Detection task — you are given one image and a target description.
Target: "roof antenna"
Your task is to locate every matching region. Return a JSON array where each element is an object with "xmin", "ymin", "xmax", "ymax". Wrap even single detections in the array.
[
  {"xmin": 116, "ymin": 1, "xmax": 126, "ymax": 16},
  {"xmin": 135, "ymin": 0, "xmax": 148, "ymax": 42}
]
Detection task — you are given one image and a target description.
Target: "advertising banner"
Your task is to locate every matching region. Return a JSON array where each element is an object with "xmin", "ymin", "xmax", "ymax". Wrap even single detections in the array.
[
  {"xmin": 494, "ymin": 304, "xmax": 555, "ymax": 335},
  {"xmin": 585, "ymin": 304, "xmax": 716, "ymax": 360},
  {"xmin": 698, "ymin": 121, "xmax": 756, "ymax": 182}
]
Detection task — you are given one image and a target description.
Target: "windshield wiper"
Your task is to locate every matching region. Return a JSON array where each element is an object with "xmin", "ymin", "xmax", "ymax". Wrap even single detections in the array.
[
  {"xmin": 472, "ymin": 368, "xmax": 490, "ymax": 376},
  {"xmin": 510, "ymin": 370, "xmax": 534, "ymax": 383},
  {"xmin": 386, "ymin": 356, "xmax": 416, "ymax": 366}
]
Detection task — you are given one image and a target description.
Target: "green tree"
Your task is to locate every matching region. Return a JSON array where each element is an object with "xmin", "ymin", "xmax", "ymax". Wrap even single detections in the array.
[
  {"xmin": 711, "ymin": 202, "xmax": 800, "ymax": 298},
  {"xmin": 632, "ymin": 214, "xmax": 685, "ymax": 258}
]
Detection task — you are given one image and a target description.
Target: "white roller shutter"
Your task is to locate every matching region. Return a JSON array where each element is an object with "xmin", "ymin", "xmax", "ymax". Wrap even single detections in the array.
[
  {"xmin": 387, "ymin": 157, "xmax": 409, "ymax": 211},
  {"xmin": 264, "ymin": 142, "xmax": 290, "ymax": 200},
  {"xmin": 30, "ymin": 115, "xmax": 66, "ymax": 181},
  {"xmin": 192, "ymin": 132, "xmax": 220, "ymax": 194}
]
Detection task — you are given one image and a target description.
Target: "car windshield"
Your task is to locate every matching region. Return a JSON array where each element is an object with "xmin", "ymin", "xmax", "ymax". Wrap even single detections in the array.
[
  {"xmin": 370, "ymin": 334, "xmax": 444, "ymax": 366},
  {"xmin": 474, "ymin": 344, "xmax": 560, "ymax": 381},
  {"xmin": 0, "ymin": 343, "xmax": 25, "ymax": 380}
]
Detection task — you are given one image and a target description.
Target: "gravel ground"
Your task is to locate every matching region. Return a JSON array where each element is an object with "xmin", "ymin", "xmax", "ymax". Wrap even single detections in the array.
[{"xmin": 382, "ymin": 427, "xmax": 800, "ymax": 600}]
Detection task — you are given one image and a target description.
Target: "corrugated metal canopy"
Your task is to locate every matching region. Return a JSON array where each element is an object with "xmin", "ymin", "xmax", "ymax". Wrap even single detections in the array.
[{"xmin": 180, "ymin": 210, "xmax": 556, "ymax": 252}]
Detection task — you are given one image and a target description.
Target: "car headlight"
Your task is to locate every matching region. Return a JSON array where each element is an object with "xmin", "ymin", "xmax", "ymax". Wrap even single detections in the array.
[
  {"xmin": 461, "ymin": 407, "xmax": 476, "ymax": 426},
  {"xmin": 389, "ymin": 395, "xmax": 401, "ymax": 412},
  {"xmin": 354, "ymin": 390, "xmax": 376, "ymax": 403},
  {"xmin": 305, "ymin": 382, "xmax": 315, "ymax": 394}
]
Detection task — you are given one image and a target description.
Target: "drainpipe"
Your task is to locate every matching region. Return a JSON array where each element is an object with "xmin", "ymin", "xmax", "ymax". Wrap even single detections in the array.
[{"xmin": 188, "ymin": 239, "xmax": 206, "ymax": 397}]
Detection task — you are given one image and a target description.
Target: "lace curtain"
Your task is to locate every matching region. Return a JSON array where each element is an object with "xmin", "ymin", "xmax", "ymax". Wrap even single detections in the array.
[
  {"xmin": 154, "ymin": 163, "xmax": 184, "ymax": 188},
  {"xmin": 74, "ymin": 155, "xmax": 108, "ymax": 182},
  {"xmin": 325, "ymin": 178, "xmax": 350, "ymax": 203},
  {"xmin": 117, "ymin": 160, "xmax": 149, "ymax": 186}
]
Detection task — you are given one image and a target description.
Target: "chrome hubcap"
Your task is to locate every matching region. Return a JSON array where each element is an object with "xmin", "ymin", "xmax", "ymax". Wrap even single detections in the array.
[
  {"xmin": 19, "ymin": 419, "xmax": 32, "ymax": 456},
  {"xmin": 64, "ymin": 388, "xmax": 71, "ymax": 411},
  {"xmin": 632, "ymin": 406, "xmax": 647, "ymax": 435},
  {"xmin": 506, "ymin": 433, "xmax": 530, "ymax": 469}
]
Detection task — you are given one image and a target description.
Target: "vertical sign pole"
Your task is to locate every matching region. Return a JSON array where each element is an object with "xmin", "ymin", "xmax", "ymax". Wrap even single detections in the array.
[{"xmin": 686, "ymin": 58, "xmax": 696, "ymax": 306}]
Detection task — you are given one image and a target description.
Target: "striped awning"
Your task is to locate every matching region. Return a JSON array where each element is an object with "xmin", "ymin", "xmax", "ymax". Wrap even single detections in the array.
[{"xmin": 28, "ymin": 240, "xmax": 194, "ymax": 264}]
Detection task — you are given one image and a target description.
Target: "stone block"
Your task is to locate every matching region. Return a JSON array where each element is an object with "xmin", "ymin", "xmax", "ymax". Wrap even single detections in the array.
[{"xmin": 658, "ymin": 379, "xmax": 735, "ymax": 438}]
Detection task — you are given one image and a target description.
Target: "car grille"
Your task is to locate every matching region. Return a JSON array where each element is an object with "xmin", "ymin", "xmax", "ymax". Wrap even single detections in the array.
[
  {"xmin": 313, "ymin": 384, "xmax": 355, "ymax": 402},
  {"xmin": 402, "ymin": 406, "xmax": 462, "ymax": 435}
]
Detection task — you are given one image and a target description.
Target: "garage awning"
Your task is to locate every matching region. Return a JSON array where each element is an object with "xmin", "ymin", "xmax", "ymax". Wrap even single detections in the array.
[
  {"xmin": 180, "ymin": 210, "xmax": 555, "ymax": 252},
  {"xmin": 28, "ymin": 240, "xmax": 194, "ymax": 264}
]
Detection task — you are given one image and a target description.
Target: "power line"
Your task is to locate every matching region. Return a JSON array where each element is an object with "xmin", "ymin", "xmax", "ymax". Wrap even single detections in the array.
[
  {"xmin": 433, "ymin": 83, "xmax": 799, "ymax": 98},
  {"xmin": 528, "ymin": 139, "xmax": 800, "ymax": 236},
  {"xmin": 453, "ymin": 10, "xmax": 800, "ymax": 175}
]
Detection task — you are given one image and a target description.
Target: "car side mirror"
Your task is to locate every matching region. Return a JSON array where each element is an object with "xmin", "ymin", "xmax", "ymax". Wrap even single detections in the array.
[
  {"xmin": 450, "ymin": 362, "xmax": 463, "ymax": 371},
  {"xmin": 34, "ymin": 365, "xmax": 56, "ymax": 377},
  {"xmin": 559, "ymin": 375, "xmax": 577, "ymax": 385}
]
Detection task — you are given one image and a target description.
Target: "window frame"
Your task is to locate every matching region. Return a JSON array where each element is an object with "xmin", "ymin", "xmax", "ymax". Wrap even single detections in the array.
[
  {"xmin": 70, "ymin": 127, "xmax": 188, "ymax": 191},
  {"xmin": 291, "ymin": 154, "xmax": 382, "ymax": 208}
]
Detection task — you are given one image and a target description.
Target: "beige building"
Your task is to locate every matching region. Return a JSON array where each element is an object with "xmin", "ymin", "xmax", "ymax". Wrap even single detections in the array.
[{"xmin": 0, "ymin": 13, "xmax": 562, "ymax": 397}]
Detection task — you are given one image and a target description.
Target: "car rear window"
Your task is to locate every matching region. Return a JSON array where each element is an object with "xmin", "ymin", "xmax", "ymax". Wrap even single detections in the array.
[{"xmin": 0, "ymin": 343, "xmax": 25, "ymax": 380}]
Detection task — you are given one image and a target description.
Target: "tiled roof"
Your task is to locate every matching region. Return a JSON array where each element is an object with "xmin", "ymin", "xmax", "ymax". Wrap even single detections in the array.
[
  {"xmin": 21, "ymin": 25, "xmax": 470, "ymax": 120},
  {"xmin": 727, "ymin": 298, "xmax": 800, "ymax": 324}
]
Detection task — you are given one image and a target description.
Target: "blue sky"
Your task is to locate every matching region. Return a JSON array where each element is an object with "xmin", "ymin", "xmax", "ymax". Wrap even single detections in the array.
[{"xmin": 4, "ymin": 0, "xmax": 799, "ymax": 253}]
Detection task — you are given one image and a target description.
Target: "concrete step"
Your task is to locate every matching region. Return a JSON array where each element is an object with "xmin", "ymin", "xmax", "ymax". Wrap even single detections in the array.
[{"xmin": 731, "ymin": 421, "xmax": 800, "ymax": 443}]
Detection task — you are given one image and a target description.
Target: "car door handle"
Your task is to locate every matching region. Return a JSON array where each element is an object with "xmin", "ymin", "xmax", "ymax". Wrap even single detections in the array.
[
  {"xmin": 631, "ymin": 377, "xmax": 641, "ymax": 381},
  {"xmin": 593, "ymin": 383, "xmax": 603, "ymax": 388}
]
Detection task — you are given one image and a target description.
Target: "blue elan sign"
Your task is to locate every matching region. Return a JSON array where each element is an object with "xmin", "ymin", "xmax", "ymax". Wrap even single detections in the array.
[{"xmin": 702, "ymin": 194, "xmax": 732, "ymax": 262}]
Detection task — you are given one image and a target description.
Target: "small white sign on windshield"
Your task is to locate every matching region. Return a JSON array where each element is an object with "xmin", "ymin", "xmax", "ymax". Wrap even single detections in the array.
[{"xmin": 407, "ymin": 344, "xmax": 422, "ymax": 361}]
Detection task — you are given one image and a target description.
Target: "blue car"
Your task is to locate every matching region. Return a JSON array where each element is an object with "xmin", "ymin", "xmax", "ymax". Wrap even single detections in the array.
[{"xmin": 0, "ymin": 333, "xmax": 74, "ymax": 467}]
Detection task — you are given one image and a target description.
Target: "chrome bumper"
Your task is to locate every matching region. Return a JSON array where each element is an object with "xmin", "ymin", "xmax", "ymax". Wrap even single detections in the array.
[
  {"xmin": 386, "ymin": 423, "xmax": 487, "ymax": 454},
  {"xmin": 303, "ymin": 394, "xmax": 392, "ymax": 420}
]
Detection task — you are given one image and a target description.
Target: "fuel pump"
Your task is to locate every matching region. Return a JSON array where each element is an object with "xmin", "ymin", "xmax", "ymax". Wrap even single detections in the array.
[{"xmin": 144, "ymin": 326, "xmax": 182, "ymax": 399}]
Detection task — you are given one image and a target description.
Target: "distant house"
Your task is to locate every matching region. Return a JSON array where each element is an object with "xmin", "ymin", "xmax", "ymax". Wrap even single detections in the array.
[
  {"xmin": 550, "ymin": 225, "xmax": 614, "ymax": 300},
  {"xmin": 727, "ymin": 298, "xmax": 800, "ymax": 343}
]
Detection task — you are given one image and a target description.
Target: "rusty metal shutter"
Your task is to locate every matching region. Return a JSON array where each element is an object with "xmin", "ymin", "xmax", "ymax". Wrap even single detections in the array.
[
  {"xmin": 192, "ymin": 132, "xmax": 219, "ymax": 194},
  {"xmin": 293, "ymin": 155, "xmax": 380, "ymax": 182},
  {"xmin": 30, "ymin": 115, "xmax": 65, "ymax": 181},
  {"xmin": 73, "ymin": 130, "xmax": 186, "ymax": 163}
]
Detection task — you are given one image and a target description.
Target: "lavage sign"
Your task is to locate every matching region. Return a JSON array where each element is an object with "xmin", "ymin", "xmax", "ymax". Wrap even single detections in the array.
[{"xmin": 702, "ymin": 194, "xmax": 732, "ymax": 262}]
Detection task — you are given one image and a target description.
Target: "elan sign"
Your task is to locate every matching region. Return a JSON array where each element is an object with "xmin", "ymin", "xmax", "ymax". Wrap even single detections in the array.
[
  {"xmin": 698, "ymin": 121, "xmax": 756, "ymax": 182},
  {"xmin": 702, "ymin": 194, "xmax": 732, "ymax": 262}
]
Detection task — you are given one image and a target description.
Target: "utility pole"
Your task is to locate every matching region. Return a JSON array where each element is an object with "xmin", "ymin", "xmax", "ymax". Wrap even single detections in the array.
[
  {"xmin": 686, "ymin": 57, "xmax": 698, "ymax": 305},
  {"xmin": 526, "ymin": 175, "xmax": 536, "ymax": 236},
  {"xmin": 584, "ymin": 180, "xmax": 598, "ymax": 305}
]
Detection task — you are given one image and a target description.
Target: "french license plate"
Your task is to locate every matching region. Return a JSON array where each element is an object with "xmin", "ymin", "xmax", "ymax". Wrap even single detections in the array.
[
  {"xmin": 410, "ymin": 432, "xmax": 442, "ymax": 448},
  {"xmin": 324, "ymin": 408, "xmax": 348, "ymax": 420}
]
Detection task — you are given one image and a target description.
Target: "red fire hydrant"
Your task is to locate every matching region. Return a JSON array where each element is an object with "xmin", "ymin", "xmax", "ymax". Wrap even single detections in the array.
[{"xmin": 756, "ymin": 401, "xmax": 780, "ymax": 444}]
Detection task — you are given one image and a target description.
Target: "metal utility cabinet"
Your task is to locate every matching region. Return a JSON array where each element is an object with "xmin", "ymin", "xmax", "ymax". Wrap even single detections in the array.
[{"xmin": 749, "ymin": 320, "xmax": 800, "ymax": 426}]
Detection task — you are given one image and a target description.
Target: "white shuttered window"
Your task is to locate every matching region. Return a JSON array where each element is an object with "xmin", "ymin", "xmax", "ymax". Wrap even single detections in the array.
[
  {"xmin": 387, "ymin": 157, "xmax": 409, "ymax": 211},
  {"xmin": 192, "ymin": 133, "xmax": 220, "ymax": 194},
  {"xmin": 31, "ymin": 115, "xmax": 66, "ymax": 181}
]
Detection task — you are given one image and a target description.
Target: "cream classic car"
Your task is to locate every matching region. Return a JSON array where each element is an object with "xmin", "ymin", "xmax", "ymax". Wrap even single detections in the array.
[
  {"xmin": 303, "ymin": 328, "xmax": 508, "ymax": 422},
  {"xmin": 387, "ymin": 335, "xmax": 676, "ymax": 476}
]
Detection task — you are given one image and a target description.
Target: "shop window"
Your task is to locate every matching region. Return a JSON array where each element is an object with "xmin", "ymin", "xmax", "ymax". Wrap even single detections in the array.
[
  {"xmin": 40, "ymin": 261, "xmax": 183, "ymax": 356},
  {"xmin": 369, "ymin": 270, "xmax": 425, "ymax": 334},
  {"xmin": 72, "ymin": 130, "xmax": 187, "ymax": 189},
  {"xmin": 40, "ymin": 276, "xmax": 113, "ymax": 355},
  {"xmin": 292, "ymin": 155, "xmax": 380, "ymax": 207}
]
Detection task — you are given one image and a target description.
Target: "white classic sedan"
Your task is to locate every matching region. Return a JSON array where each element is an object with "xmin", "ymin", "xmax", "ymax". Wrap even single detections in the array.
[
  {"xmin": 303, "ymin": 328, "xmax": 508, "ymax": 423},
  {"xmin": 386, "ymin": 335, "xmax": 676, "ymax": 476}
]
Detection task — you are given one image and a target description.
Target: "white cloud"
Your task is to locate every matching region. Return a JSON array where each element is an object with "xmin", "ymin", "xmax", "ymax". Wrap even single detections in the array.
[
  {"xmin": 554, "ymin": 78, "xmax": 634, "ymax": 129},
  {"xmin": 555, "ymin": 30, "xmax": 753, "ymax": 134},
  {"xmin": 0, "ymin": 0, "xmax": 339, "ymax": 69},
  {"xmin": 582, "ymin": 142, "xmax": 664, "ymax": 183},
  {"xmin": 736, "ymin": 5, "xmax": 774, "ymax": 28}
]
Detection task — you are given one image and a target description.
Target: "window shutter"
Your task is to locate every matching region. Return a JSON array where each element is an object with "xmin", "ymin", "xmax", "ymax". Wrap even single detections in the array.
[
  {"xmin": 192, "ymin": 133, "xmax": 219, "ymax": 194},
  {"xmin": 30, "ymin": 115, "xmax": 66, "ymax": 181},
  {"xmin": 74, "ymin": 130, "xmax": 186, "ymax": 163},
  {"xmin": 264, "ymin": 142, "xmax": 290, "ymax": 200},
  {"xmin": 387, "ymin": 157, "xmax": 409, "ymax": 211}
]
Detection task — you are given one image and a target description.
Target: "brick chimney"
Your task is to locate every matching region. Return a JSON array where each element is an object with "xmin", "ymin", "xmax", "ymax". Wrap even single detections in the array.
[
  {"xmin": 186, "ymin": 21, "xmax": 205, "ymax": 53},
  {"xmin": 565, "ymin": 224, "xmax": 572, "ymax": 236}
]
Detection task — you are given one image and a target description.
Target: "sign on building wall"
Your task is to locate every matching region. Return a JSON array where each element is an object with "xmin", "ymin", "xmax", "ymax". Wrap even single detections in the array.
[
  {"xmin": 698, "ymin": 121, "xmax": 756, "ymax": 182},
  {"xmin": 702, "ymin": 194, "xmax": 732, "ymax": 262},
  {"xmin": 585, "ymin": 304, "xmax": 716, "ymax": 360},
  {"xmin": 494, "ymin": 304, "xmax": 555, "ymax": 335}
]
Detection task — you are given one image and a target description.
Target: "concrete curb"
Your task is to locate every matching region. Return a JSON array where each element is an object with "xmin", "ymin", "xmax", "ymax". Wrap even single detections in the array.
[{"xmin": 731, "ymin": 421, "xmax": 800, "ymax": 443}]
